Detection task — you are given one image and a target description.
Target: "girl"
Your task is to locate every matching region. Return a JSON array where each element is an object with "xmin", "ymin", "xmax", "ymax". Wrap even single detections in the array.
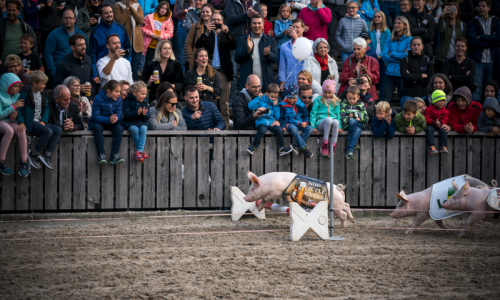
[
  {"xmin": 423, "ymin": 74, "xmax": 454, "ymax": 107},
  {"xmin": 141, "ymin": 1, "xmax": 174, "ymax": 63},
  {"xmin": 119, "ymin": 80, "xmax": 131, "ymax": 100},
  {"xmin": 185, "ymin": 3, "xmax": 213, "ymax": 70},
  {"xmin": 0, "ymin": 73, "xmax": 29, "ymax": 177},
  {"xmin": 274, "ymin": 4, "xmax": 293, "ymax": 49},
  {"xmin": 369, "ymin": 10, "xmax": 390, "ymax": 83},
  {"xmin": 310, "ymin": 78, "xmax": 342, "ymax": 157},
  {"xmin": 359, "ymin": 0, "xmax": 381, "ymax": 28},
  {"xmin": 148, "ymin": 90, "xmax": 187, "ymax": 131},
  {"xmin": 77, "ymin": 0, "xmax": 102, "ymax": 40},
  {"xmin": 184, "ymin": 48, "xmax": 222, "ymax": 106},
  {"xmin": 63, "ymin": 76, "xmax": 92, "ymax": 129},
  {"xmin": 435, "ymin": 3, "xmax": 466, "ymax": 72},
  {"xmin": 121, "ymin": 81, "xmax": 150, "ymax": 162},
  {"xmin": 443, "ymin": 0, "xmax": 474, "ymax": 24}
]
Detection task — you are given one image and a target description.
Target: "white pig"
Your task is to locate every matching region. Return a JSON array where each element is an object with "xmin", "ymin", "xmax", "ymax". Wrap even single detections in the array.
[{"xmin": 243, "ymin": 171, "xmax": 354, "ymax": 228}]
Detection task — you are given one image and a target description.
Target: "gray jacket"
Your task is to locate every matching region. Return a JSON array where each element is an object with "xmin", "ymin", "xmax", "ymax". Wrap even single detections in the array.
[
  {"xmin": 477, "ymin": 97, "xmax": 500, "ymax": 133},
  {"xmin": 148, "ymin": 107, "xmax": 187, "ymax": 131},
  {"xmin": 184, "ymin": 10, "xmax": 200, "ymax": 33},
  {"xmin": 335, "ymin": 14, "xmax": 368, "ymax": 53}
]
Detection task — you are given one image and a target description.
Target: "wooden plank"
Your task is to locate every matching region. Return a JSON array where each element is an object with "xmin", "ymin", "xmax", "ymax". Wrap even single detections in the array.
[
  {"xmin": 471, "ymin": 138, "xmax": 481, "ymax": 180},
  {"xmin": 453, "ymin": 138, "xmax": 467, "ymax": 177},
  {"xmin": 372, "ymin": 138, "xmax": 386, "ymax": 206},
  {"xmin": 183, "ymin": 137, "xmax": 197, "ymax": 208},
  {"xmin": 278, "ymin": 137, "xmax": 292, "ymax": 204},
  {"xmin": 29, "ymin": 137, "xmax": 44, "ymax": 210},
  {"xmin": 413, "ymin": 137, "xmax": 426, "ymax": 193},
  {"xmin": 481, "ymin": 138, "xmax": 495, "ymax": 184},
  {"xmin": 305, "ymin": 137, "xmax": 318, "ymax": 179},
  {"xmin": 426, "ymin": 146, "xmax": 439, "ymax": 188},
  {"xmin": 386, "ymin": 137, "xmax": 399, "ymax": 206},
  {"xmin": 143, "ymin": 137, "xmax": 156, "ymax": 208},
  {"xmin": 466, "ymin": 137, "xmax": 473, "ymax": 176},
  {"xmin": 439, "ymin": 138, "xmax": 453, "ymax": 181},
  {"xmin": 169, "ymin": 137, "xmax": 183, "ymax": 208},
  {"xmin": 345, "ymin": 137, "xmax": 359, "ymax": 207},
  {"xmin": 73, "ymin": 137, "xmax": 86, "ymax": 210},
  {"xmin": 292, "ymin": 138, "xmax": 305, "ymax": 175},
  {"xmin": 1, "ymin": 142, "xmax": 16, "ymax": 211},
  {"xmin": 399, "ymin": 137, "xmax": 413, "ymax": 194},
  {"xmin": 251, "ymin": 139, "xmax": 264, "ymax": 177},
  {"xmin": 58, "ymin": 137, "xmax": 73, "ymax": 210},
  {"xmin": 15, "ymin": 139, "xmax": 29, "ymax": 211},
  {"xmin": 115, "ymin": 136, "xmax": 129, "ymax": 209},
  {"xmin": 210, "ymin": 137, "xmax": 223, "ymax": 208},
  {"xmin": 264, "ymin": 136, "xmax": 277, "ymax": 174},
  {"xmin": 333, "ymin": 136, "xmax": 346, "ymax": 185},
  {"xmin": 197, "ymin": 137, "xmax": 210, "ymax": 208},
  {"xmin": 129, "ymin": 137, "xmax": 142, "ymax": 209},
  {"xmin": 44, "ymin": 143, "xmax": 58, "ymax": 210},
  {"xmin": 223, "ymin": 137, "xmax": 237, "ymax": 208},
  {"xmin": 86, "ymin": 137, "xmax": 100, "ymax": 209},
  {"xmin": 359, "ymin": 136, "xmax": 372, "ymax": 206},
  {"xmin": 101, "ymin": 138, "xmax": 114, "ymax": 209},
  {"xmin": 156, "ymin": 137, "xmax": 169, "ymax": 208}
]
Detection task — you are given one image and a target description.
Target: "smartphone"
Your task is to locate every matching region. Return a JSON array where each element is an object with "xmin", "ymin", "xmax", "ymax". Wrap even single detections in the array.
[
  {"xmin": 263, "ymin": 108, "xmax": 270, "ymax": 114},
  {"xmin": 200, "ymin": 107, "xmax": 205, "ymax": 113},
  {"xmin": 356, "ymin": 78, "xmax": 364, "ymax": 85},
  {"xmin": 123, "ymin": 49, "xmax": 130, "ymax": 56},
  {"xmin": 449, "ymin": 6, "xmax": 456, "ymax": 12},
  {"xmin": 215, "ymin": 23, "xmax": 222, "ymax": 29},
  {"xmin": 93, "ymin": 13, "xmax": 100, "ymax": 19}
]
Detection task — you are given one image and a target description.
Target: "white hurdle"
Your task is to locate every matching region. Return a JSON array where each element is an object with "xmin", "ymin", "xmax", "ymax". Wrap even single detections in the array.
[
  {"xmin": 290, "ymin": 201, "xmax": 329, "ymax": 241},
  {"xmin": 230, "ymin": 187, "xmax": 265, "ymax": 221}
]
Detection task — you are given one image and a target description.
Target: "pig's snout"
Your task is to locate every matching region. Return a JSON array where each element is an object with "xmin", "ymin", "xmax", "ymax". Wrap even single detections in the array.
[{"xmin": 441, "ymin": 201, "xmax": 450, "ymax": 209}]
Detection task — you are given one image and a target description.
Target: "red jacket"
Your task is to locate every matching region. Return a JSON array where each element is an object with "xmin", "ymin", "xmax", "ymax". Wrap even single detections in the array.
[
  {"xmin": 424, "ymin": 105, "xmax": 449, "ymax": 126},
  {"xmin": 339, "ymin": 55, "xmax": 380, "ymax": 100},
  {"xmin": 264, "ymin": 20, "xmax": 274, "ymax": 36},
  {"xmin": 448, "ymin": 86, "xmax": 483, "ymax": 134}
]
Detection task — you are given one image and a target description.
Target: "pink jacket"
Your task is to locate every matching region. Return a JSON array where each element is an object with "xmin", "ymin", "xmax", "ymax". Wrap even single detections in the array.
[
  {"xmin": 298, "ymin": 6, "xmax": 332, "ymax": 42},
  {"xmin": 141, "ymin": 12, "xmax": 174, "ymax": 55}
]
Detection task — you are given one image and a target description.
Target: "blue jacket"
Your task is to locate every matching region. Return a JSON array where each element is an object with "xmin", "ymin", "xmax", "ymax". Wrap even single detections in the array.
[
  {"xmin": 279, "ymin": 39, "xmax": 313, "ymax": 88},
  {"xmin": 0, "ymin": 73, "xmax": 21, "ymax": 122},
  {"xmin": 17, "ymin": 85, "xmax": 49, "ymax": 132},
  {"xmin": 89, "ymin": 22, "xmax": 131, "ymax": 79},
  {"xmin": 371, "ymin": 116, "xmax": 395, "ymax": 139},
  {"xmin": 381, "ymin": 35, "xmax": 412, "ymax": 77},
  {"xmin": 137, "ymin": 0, "xmax": 158, "ymax": 15},
  {"xmin": 274, "ymin": 19, "xmax": 293, "ymax": 48},
  {"xmin": 225, "ymin": 0, "xmax": 263, "ymax": 38},
  {"xmin": 466, "ymin": 16, "xmax": 500, "ymax": 63},
  {"xmin": 356, "ymin": 0, "xmax": 380, "ymax": 27},
  {"xmin": 22, "ymin": 0, "xmax": 42, "ymax": 30},
  {"xmin": 369, "ymin": 28, "xmax": 391, "ymax": 57},
  {"xmin": 120, "ymin": 93, "xmax": 149, "ymax": 129},
  {"xmin": 44, "ymin": 26, "xmax": 87, "ymax": 77},
  {"xmin": 182, "ymin": 101, "xmax": 226, "ymax": 130},
  {"xmin": 248, "ymin": 94, "xmax": 280, "ymax": 127},
  {"xmin": 88, "ymin": 89, "xmax": 123, "ymax": 128},
  {"xmin": 279, "ymin": 99, "xmax": 309, "ymax": 129}
]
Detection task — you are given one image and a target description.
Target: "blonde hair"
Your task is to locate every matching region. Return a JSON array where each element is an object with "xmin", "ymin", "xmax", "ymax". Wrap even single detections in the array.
[
  {"xmin": 154, "ymin": 40, "xmax": 176, "ymax": 61},
  {"xmin": 277, "ymin": 4, "xmax": 292, "ymax": 20},
  {"xmin": 4, "ymin": 54, "xmax": 22, "ymax": 67},
  {"xmin": 297, "ymin": 70, "xmax": 313, "ymax": 84},
  {"xmin": 128, "ymin": 81, "xmax": 147, "ymax": 95},
  {"xmin": 370, "ymin": 10, "xmax": 389, "ymax": 32},
  {"xmin": 156, "ymin": 90, "xmax": 179, "ymax": 124},
  {"xmin": 391, "ymin": 16, "xmax": 411, "ymax": 41},
  {"xmin": 375, "ymin": 101, "xmax": 391, "ymax": 113},
  {"xmin": 30, "ymin": 70, "xmax": 48, "ymax": 84}
]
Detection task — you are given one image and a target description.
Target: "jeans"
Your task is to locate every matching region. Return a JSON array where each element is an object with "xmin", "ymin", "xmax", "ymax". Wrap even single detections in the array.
[
  {"xmin": 400, "ymin": 95, "xmax": 426, "ymax": 109},
  {"xmin": 380, "ymin": 1, "xmax": 400, "ymax": 28},
  {"xmin": 230, "ymin": 49, "xmax": 239, "ymax": 102},
  {"xmin": 177, "ymin": 20, "xmax": 188, "ymax": 74},
  {"xmin": 472, "ymin": 62, "xmax": 493, "ymax": 101},
  {"xmin": 346, "ymin": 119, "xmax": 363, "ymax": 152},
  {"xmin": 327, "ymin": 3, "xmax": 347, "ymax": 57},
  {"xmin": 30, "ymin": 122, "xmax": 62, "ymax": 157},
  {"xmin": 131, "ymin": 49, "xmax": 143, "ymax": 82},
  {"xmin": 129, "ymin": 125, "xmax": 147, "ymax": 152},
  {"xmin": 425, "ymin": 125, "xmax": 448, "ymax": 148},
  {"xmin": 286, "ymin": 124, "xmax": 313, "ymax": 149},
  {"xmin": 252, "ymin": 124, "xmax": 284, "ymax": 148},
  {"xmin": 380, "ymin": 75, "xmax": 403, "ymax": 103},
  {"xmin": 90, "ymin": 122, "xmax": 124, "ymax": 157},
  {"xmin": 341, "ymin": 52, "xmax": 350, "ymax": 64}
]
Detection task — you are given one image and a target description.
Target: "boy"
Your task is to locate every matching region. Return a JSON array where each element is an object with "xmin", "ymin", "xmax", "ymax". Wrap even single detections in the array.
[
  {"xmin": 340, "ymin": 86, "xmax": 369, "ymax": 159},
  {"xmin": 17, "ymin": 71, "xmax": 62, "ymax": 170},
  {"xmin": 395, "ymin": 100, "xmax": 427, "ymax": 135},
  {"xmin": 424, "ymin": 91, "xmax": 450, "ymax": 154},
  {"xmin": 279, "ymin": 83, "xmax": 314, "ymax": 159},
  {"xmin": 17, "ymin": 34, "xmax": 44, "ymax": 75},
  {"xmin": 477, "ymin": 97, "xmax": 500, "ymax": 136},
  {"xmin": 260, "ymin": 3, "xmax": 274, "ymax": 36},
  {"xmin": 247, "ymin": 84, "xmax": 292, "ymax": 156},
  {"xmin": 371, "ymin": 101, "xmax": 395, "ymax": 139}
]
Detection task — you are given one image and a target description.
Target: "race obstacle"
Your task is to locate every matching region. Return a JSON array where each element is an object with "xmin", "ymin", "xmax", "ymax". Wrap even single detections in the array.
[
  {"xmin": 290, "ymin": 201, "xmax": 329, "ymax": 241},
  {"xmin": 230, "ymin": 187, "xmax": 265, "ymax": 221}
]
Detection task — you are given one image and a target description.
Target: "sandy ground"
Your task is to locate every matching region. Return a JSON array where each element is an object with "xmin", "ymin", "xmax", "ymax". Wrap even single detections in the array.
[{"xmin": 0, "ymin": 212, "xmax": 500, "ymax": 300}]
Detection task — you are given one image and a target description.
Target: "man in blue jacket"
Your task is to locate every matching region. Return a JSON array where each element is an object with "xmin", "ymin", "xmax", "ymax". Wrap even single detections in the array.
[
  {"xmin": 88, "ymin": 4, "xmax": 131, "ymax": 84},
  {"xmin": 182, "ymin": 86, "xmax": 226, "ymax": 131}
]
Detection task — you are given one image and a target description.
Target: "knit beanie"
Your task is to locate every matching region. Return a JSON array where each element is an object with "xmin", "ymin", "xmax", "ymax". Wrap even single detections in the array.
[
  {"xmin": 286, "ymin": 83, "xmax": 298, "ymax": 99},
  {"xmin": 431, "ymin": 90, "xmax": 446, "ymax": 104},
  {"xmin": 322, "ymin": 79, "xmax": 336, "ymax": 94}
]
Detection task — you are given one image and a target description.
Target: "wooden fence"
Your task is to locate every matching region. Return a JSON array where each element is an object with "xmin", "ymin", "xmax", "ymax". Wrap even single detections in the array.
[{"xmin": 0, "ymin": 131, "xmax": 499, "ymax": 212}]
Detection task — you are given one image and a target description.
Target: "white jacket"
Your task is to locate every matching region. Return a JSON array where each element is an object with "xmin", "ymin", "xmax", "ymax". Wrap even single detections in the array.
[
  {"xmin": 285, "ymin": 0, "xmax": 310, "ymax": 19},
  {"xmin": 303, "ymin": 54, "xmax": 340, "ymax": 95}
]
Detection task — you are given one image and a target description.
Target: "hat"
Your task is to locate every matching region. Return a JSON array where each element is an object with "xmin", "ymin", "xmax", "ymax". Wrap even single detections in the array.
[
  {"xmin": 359, "ymin": 32, "xmax": 370, "ymax": 40},
  {"xmin": 286, "ymin": 83, "xmax": 298, "ymax": 98},
  {"xmin": 431, "ymin": 90, "xmax": 446, "ymax": 104},
  {"xmin": 322, "ymin": 79, "xmax": 336, "ymax": 94}
]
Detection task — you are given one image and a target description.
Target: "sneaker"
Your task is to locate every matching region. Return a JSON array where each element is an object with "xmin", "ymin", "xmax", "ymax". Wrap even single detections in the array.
[
  {"xmin": 246, "ymin": 146, "xmax": 255, "ymax": 155},
  {"xmin": 301, "ymin": 147, "xmax": 313, "ymax": 159},
  {"xmin": 27, "ymin": 152, "xmax": 41, "ymax": 169},
  {"xmin": 291, "ymin": 145, "xmax": 299, "ymax": 156},
  {"xmin": 354, "ymin": 143, "xmax": 360, "ymax": 150},
  {"xmin": 0, "ymin": 160, "xmax": 13, "ymax": 176},
  {"xmin": 141, "ymin": 151, "xmax": 149, "ymax": 159},
  {"xmin": 110, "ymin": 154, "xmax": 124, "ymax": 165},
  {"xmin": 320, "ymin": 140, "xmax": 329, "ymax": 156},
  {"xmin": 133, "ymin": 151, "xmax": 144, "ymax": 162},
  {"xmin": 39, "ymin": 154, "xmax": 53, "ymax": 170},
  {"xmin": 278, "ymin": 147, "xmax": 293, "ymax": 156},
  {"xmin": 18, "ymin": 161, "xmax": 28, "ymax": 177},
  {"xmin": 439, "ymin": 146, "xmax": 448, "ymax": 154},
  {"xmin": 98, "ymin": 153, "xmax": 107, "ymax": 165},
  {"xmin": 428, "ymin": 146, "xmax": 438, "ymax": 155},
  {"xmin": 345, "ymin": 151, "xmax": 354, "ymax": 159}
]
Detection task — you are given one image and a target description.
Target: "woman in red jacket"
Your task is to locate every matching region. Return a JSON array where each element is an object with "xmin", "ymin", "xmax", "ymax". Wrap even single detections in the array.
[{"xmin": 448, "ymin": 86, "xmax": 483, "ymax": 134}]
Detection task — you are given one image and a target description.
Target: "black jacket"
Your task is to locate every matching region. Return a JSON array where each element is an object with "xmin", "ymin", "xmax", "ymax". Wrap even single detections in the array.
[
  {"xmin": 39, "ymin": 0, "xmax": 77, "ymax": 32},
  {"xmin": 194, "ymin": 30, "xmax": 237, "ymax": 81},
  {"xmin": 441, "ymin": 56, "xmax": 476, "ymax": 93},
  {"xmin": 120, "ymin": 94, "xmax": 149, "ymax": 128},
  {"xmin": 184, "ymin": 68, "xmax": 222, "ymax": 106},
  {"xmin": 232, "ymin": 89, "xmax": 258, "ymax": 130},
  {"xmin": 400, "ymin": 51, "xmax": 434, "ymax": 97},
  {"xmin": 0, "ymin": 19, "xmax": 37, "ymax": 58},
  {"xmin": 402, "ymin": 8, "xmax": 436, "ymax": 57},
  {"xmin": 142, "ymin": 59, "xmax": 184, "ymax": 101},
  {"xmin": 52, "ymin": 52, "xmax": 94, "ymax": 97},
  {"xmin": 47, "ymin": 99, "xmax": 85, "ymax": 131}
]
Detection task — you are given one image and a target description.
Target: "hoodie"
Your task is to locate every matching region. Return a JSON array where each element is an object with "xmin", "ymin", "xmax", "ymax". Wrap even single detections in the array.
[
  {"xmin": 448, "ymin": 86, "xmax": 483, "ymax": 134},
  {"xmin": 480, "ymin": 80, "xmax": 499, "ymax": 105},
  {"xmin": 0, "ymin": 73, "xmax": 21, "ymax": 122},
  {"xmin": 248, "ymin": 94, "xmax": 281, "ymax": 128},
  {"xmin": 477, "ymin": 97, "xmax": 500, "ymax": 133}
]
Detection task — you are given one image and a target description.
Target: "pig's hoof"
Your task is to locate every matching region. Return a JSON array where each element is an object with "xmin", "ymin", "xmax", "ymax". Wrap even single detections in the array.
[{"xmin": 404, "ymin": 229, "xmax": 413, "ymax": 235}]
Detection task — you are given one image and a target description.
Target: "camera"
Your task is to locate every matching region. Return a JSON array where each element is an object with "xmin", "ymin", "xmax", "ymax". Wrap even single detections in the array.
[
  {"xmin": 263, "ymin": 108, "xmax": 270, "ymax": 114},
  {"xmin": 123, "ymin": 49, "xmax": 130, "ymax": 56},
  {"xmin": 356, "ymin": 78, "xmax": 364, "ymax": 85},
  {"xmin": 449, "ymin": 6, "xmax": 456, "ymax": 12},
  {"xmin": 215, "ymin": 23, "xmax": 222, "ymax": 29}
]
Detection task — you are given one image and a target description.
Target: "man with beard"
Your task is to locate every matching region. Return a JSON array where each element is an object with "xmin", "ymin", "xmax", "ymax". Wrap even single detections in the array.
[
  {"xmin": 232, "ymin": 74, "xmax": 262, "ymax": 130},
  {"xmin": 0, "ymin": 0, "xmax": 37, "ymax": 61},
  {"xmin": 97, "ymin": 34, "xmax": 133, "ymax": 87}
]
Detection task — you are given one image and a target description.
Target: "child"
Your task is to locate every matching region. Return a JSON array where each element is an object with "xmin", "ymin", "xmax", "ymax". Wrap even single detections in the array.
[
  {"xmin": 119, "ymin": 80, "xmax": 131, "ymax": 101},
  {"xmin": 477, "ymin": 97, "xmax": 500, "ymax": 136},
  {"xmin": 247, "ymin": 84, "xmax": 292, "ymax": 156},
  {"xmin": 371, "ymin": 101, "xmax": 395, "ymax": 139},
  {"xmin": 89, "ymin": 80, "xmax": 125, "ymax": 165},
  {"xmin": 340, "ymin": 86, "xmax": 369, "ymax": 159},
  {"xmin": 414, "ymin": 97, "xmax": 427, "ymax": 115},
  {"xmin": 121, "ymin": 81, "xmax": 150, "ymax": 162},
  {"xmin": 0, "ymin": 73, "xmax": 29, "ymax": 176},
  {"xmin": 260, "ymin": 3, "xmax": 274, "ymax": 36},
  {"xmin": 18, "ymin": 71, "xmax": 61, "ymax": 170},
  {"xmin": 274, "ymin": 4, "xmax": 293, "ymax": 48},
  {"xmin": 279, "ymin": 83, "xmax": 314, "ymax": 158},
  {"xmin": 424, "ymin": 90, "xmax": 450, "ymax": 154},
  {"xmin": 395, "ymin": 99, "xmax": 427, "ymax": 135},
  {"xmin": 17, "ymin": 34, "xmax": 44, "ymax": 75},
  {"xmin": 310, "ymin": 78, "xmax": 342, "ymax": 157}
]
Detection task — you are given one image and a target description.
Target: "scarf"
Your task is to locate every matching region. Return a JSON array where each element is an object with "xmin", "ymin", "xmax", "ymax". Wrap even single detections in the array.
[
  {"xmin": 314, "ymin": 53, "xmax": 329, "ymax": 71},
  {"xmin": 116, "ymin": 1, "xmax": 140, "ymax": 46},
  {"xmin": 307, "ymin": 3, "xmax": 325, "ymax": 12}
]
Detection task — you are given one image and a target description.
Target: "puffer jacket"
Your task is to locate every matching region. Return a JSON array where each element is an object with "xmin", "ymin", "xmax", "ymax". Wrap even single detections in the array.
[
  {"xmin": 120, "ymin": 93, "xmax": 149, "ymax": 129},
  {"xmin": 448, "ymin": 86, "xmax": 483, "ymax": 134},
  {"xmin": 400, "ymin": 51, "xmax": 434, "ymax": 97},
  {"xmin": 477, "ymin": 97, "xmax": 500, "ymax": 133},
  {"xmin": 0, "ymin": 73, "xmax": 21, "ymax": 122},
  {"xmin": 381, "ymin": 34, "xmax": 412, "ymax": 77},
  {"xmin": 141, "ymin": 12, "xmax": 174, "ymax": 55},
  {"xmin": 335, "ymin": 14, "xmax": 368, "ymax": 54},
  {"xmin": 233, "ymin": 89, "xmax": 258, "ymax": 130},
  {"xmin": 424, "ymin": 104, "xmax": 450, "ymax": 127},
  {"xmin": 358, "ymin": 0, "xmax": 380, "ymax": 27},
  {"xmin": 225, "ymin": 0, "xmax": 263, "ymax": 38},
  {"xmin": 248, "ymin": 94, "xmax": 280, "ymax": 127},
  {"xmin": 181, "ymin": 101, "xmax": 226, "ymax": 130},
  {"xmin": 309, "ymin": 96, "xmax": 341, "ymax": 129},
  {"xmin": 369, "ymin": 28, "xmax": 391, "ymax": 56},
  {"xmin": 17, "ymin": 85, "xmax": 49, "ymax": 132},
  {"xmin": 148, "ymin": 107, "xmax": 187, "ymax": 131},
  {"xmin": 279, "ymin": 99, "xmax": 310, "ymax": 130},
  {"xmin": 303, "ymin": 38, "xmax": 340, "ymax": 94},
  {"xmin": 436, "ymin": 17, "xmax": 467, "ymax": 62},
  {"xmin": 88, "ymin": 89, "xmax": 123, "ymax": 128},
  {"xmin": 274, "ymin": 18, "xmax": 293, "ymax": 48},
  {"xmin": 395, "ymin": 110, "xmax": 427, "ymax": 133},
  {"xmin": 339, "ymin": 99, "xmax": 369, "ymax": 130}
]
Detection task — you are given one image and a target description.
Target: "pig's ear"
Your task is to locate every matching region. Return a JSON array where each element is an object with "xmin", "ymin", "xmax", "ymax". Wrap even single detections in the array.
[
  {"xmin": 247, "ymin": 171, "xmax": 260, "ymax": 187},
  {"xmin": 451, "ymin": 179, "xmax": 460, "ymax": 191},
  {"xmin": 396, "ymin": 191, "xmax": 409, "ymax": 202},
  {"xmin": 336, "ymin": 184, "xmax": 346, "ymax": 191},
  {"xmin": 462, "ymin": 181, "xmax": 471, "ymax": 196}
]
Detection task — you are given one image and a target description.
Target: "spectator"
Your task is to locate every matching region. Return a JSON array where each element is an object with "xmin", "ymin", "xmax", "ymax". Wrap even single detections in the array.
[
  {"xmin": 180, "ymin": 0, "xmax": 205, "ymax": 72},
  {"xmin": 399, "ymin": 0, "xmax": 412, "ymax": 14},
  {"xmin": 47, "ymin": 85, "xmax": 85, "ymax": 132},
  {"xmin": 338, "ymin": 73, "xmax": 375, "ymax": 124},
  {"xmin": 44, "ymin": 9, "xmax": 87, "ymax": 78},
  {"xmin": 77, "ymin": 0, "xmax": 102, "ymax": 40},
  {"xmin": 148, "ymin": 90, "xmax": 187, "ymax": 130},
  {"xmin": 402, "ymin": 0, "xmax": 436, "ymax": 57},
  {"xmin": 368, "ymin": 10, "xmax": 391, "ymax": 82},
  {"xmin": 235, "ymin": 14, "xmax": 277, "ymax": 92},
  {"xmin": 88, "ymin": 80, "xmax": 125, "ymax": 165},
  {"xmin": 184, "ymin": 48, "xmax": 222, "ymax": 107},
  {"xmin": 284, "ymin": 0, "xmax": 306, "ymax": 20},
  {"xmin": 39, "ymin": 0, "xmax": 71, "ymax": 54},
  {"xmin": 423, "ymin": 73, "xmax": 453, "ymax": 106},
  {"xmin": 444, "ymin": 0, "xmax": 474, "ymax": 24},
  {"xmin": 233, "ymin": 74, "xmax": 261, "ymax": 130},
  {"xmin": 448, "ymin": 86, "xmax": 482, "ymax": 134},
  {"xmin": 0, "ymin": 0, "xmax": 6, "ymax": 18},
  {"xmin": 297, "ymin": 70, "xmax": 321, "ymax": 97},
  {"xmin": 0, "ymin": 0, "xmax": 37, "ymax": 61},
  {"xmin": 477, "ymin": 97, "xmax": 500, "ymax": 136},
  {"xmin": 195, "ymin": 11, "xmax": 236, "ymax": 129},
  {"xmin": 303, "ymin": 38, "xmax": 339, "ymax": 95},
  {"xmin": 424, "ymin": 90, "xmax": 450, "ymax": 154},
  {"xmin": 22, "ymin": 0, "xmax": 45, "ymax": 53},
  {"xmin": 480, "ymin": 80, "xmax": 498, "ymax": 105},
  {"xmin": 89, "ymin": 4, "xmax": 131, "ymax": 85},
  {"xmin": 260, "ymin": 3, "xmax": 273, "ymax": 36},
  {"xmin": 395, "ymin": 99, "xmax": 426, "ymax": 134},
  {"xmin": 153, "ymin": 81, "xmax": 177, "ymax": 102},
  {"xmin": 425, "ymin": 0, "xmax": 442, "ymax": 24},
  {"xmin": 380, "ymin": 0, "xmax": 400, "ymax": 28},
  {"xmin": 335, "ymin": 1, "xmax": 367, "ymax": 63},
  {"xmin": 435, "ymin": 3, "xmax": 466, "ymax": 72},
  {"xmin": 325, "ymin": 0, "xmax": 346, "ymax": 58},
  {"xmin": 298, "ymin": 83, "xmax": 316, "ymax": 114},
  {"xmin": 119, "ymin": 79, "xmax": 131, "ymax": 99},
  {"xmin": 339, "ymin": 85, "xmax": 369, "ymax": 159},
  {"xmin": 4, "ymin": 54, "xmax": 30, "ymax": 87},
  {"xmin": 279, "ymin": 83, "xmax": 314, "ymax": 158},
  {"xmin": 141, "ymin": 1, "xmax": 174, "ymax": 63},
  {"xmin": 380, "ymin": 16, "xmax": 412, "ymax": 102},
  {"xmin": 143, "ymin": 40, "xmax": 184, "ymax": 103},
  {"xmin": 185, "ymin": 3, "xmax": 213, "ymax": 70},
  {"xmin": 358, "ymin": 0, "xmax": 381, "ymax": 28},
  {"xmin": 0, "ymin": 73, "xmax": 28, "ymax": 176},
  {"xmin": 18, "ymin": 34, "xmax": 44, "ymax": 74},
  {"xmin": 355, "ymin": 32, "xmax": 379, "ymax": 60},
  {"xmin": 414, "ymin": 96, "xmax": 426, "ymax": 114},
  {"xmin": 121, "ymin": 81, "xmax": 149, "ymax": 162},
  {"xmin": 182, "ymin": 85, "xmax": 225, "ymax": 130},
  {"xmin": 175, "ymin": 0, "xmax": 194, "ymax": 72},
  {"xmin": 299, "ymin": 0, "xmax": 331, "ymax": 44},
  {"xmin": 62, "ymin": 76, "xmax": 92, "ymax": 129},
  {"xmin": 400, "ymin": 36, "xmax": 434, "ymax": 107},
  {"xmin": 371, "ymin": 100, "xmax": 395, "ymax": 139},
  {"xmin": 441, "ymin": 37, "xmax": 476, "ymax": 93},
  {"xmin": 137, "ymin": 0, "xmax": 158, "ymax": 15},
  {"xmin": 97, "ymin": 34, "xmax": 134, "ymax": 87},
  {"xmin": 339, "ymin": 37, "xmax": 380, "ymax": 100},
  {"xmin": 274, "ymin": 4, "xmax": 292, "ymax": 49}
]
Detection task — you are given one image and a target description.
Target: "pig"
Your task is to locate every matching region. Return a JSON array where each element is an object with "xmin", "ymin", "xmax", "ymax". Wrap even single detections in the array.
[
  {"xmin": 442, "ymin": 180, "xmax": 497, "ymax": 238},
  {"xmin": 243, "ymin": 171, "xmax": 355, "ymax": 228}
]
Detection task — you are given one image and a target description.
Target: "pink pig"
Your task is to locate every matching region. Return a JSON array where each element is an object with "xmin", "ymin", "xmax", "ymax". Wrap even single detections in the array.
[
  {"xmin": 243, "ymin": 171, "xmax": 354, "ymax": 228},
  {"xmin": 441, "ymin": 180, "xmax": 496, "ymax": 238}
]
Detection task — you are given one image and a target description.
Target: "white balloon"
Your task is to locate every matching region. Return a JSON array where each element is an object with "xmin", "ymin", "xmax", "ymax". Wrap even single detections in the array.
[{"xmin": 292, "ymin": 37, "xmax": 312, "ymax": 61}]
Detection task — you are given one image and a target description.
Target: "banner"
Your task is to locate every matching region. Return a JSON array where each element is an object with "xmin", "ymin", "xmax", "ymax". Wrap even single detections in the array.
[
  {"xmin": 429, "ymin": 175, "xmax": 466, "ymax": 220},
  {"xmin": 282, "ymin": 175, "xmax": 328, "ymax": 209}
]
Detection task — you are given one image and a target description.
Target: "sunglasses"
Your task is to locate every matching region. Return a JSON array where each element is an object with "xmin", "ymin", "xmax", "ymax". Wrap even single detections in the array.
[{"xmin": 301, "ymin": 96, "xmax": 313, "ymax": 99}]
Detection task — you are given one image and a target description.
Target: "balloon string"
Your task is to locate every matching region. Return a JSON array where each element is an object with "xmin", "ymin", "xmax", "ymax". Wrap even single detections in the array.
[{"xmin": 279, "ymin": 60, "xmax": 302, "ymax": 91}]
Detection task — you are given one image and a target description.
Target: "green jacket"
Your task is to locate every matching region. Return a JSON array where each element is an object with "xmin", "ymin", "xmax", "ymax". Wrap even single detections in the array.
[
  {"xmin": 339, "ymin": 99, "xmax": 369, "ymax": 129},
  {"xmin": 435, "ymin": 18, "xmax": 467, "ymax": 62},
  {"xmin": 309, "ymin": 96, "xmax": 341, "ymax": 129},
  {"xmin": 395, "ymin": 110, "xmax": 427, "ymax": 133}
]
